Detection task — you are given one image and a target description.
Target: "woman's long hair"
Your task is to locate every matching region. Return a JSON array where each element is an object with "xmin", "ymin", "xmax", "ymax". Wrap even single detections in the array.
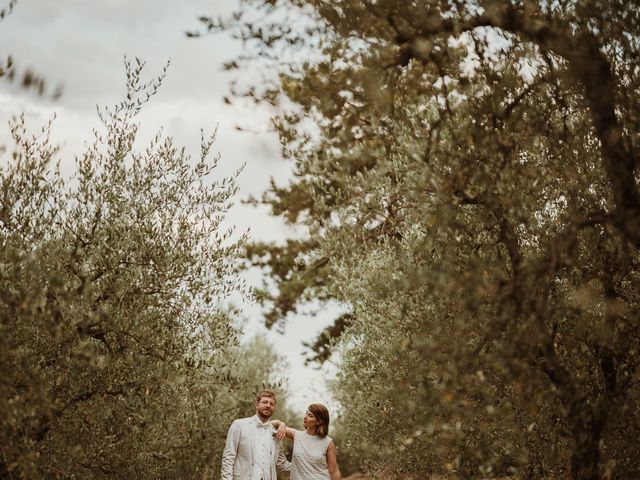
[{"xmin": 308, "ymin": 403, "xmax": 330, "ymax": 438}]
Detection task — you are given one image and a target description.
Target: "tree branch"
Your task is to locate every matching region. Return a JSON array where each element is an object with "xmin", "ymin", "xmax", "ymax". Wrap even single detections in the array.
[{"xmin": 392, "ymin": 0, "xmax": 640, "ymax": 247}]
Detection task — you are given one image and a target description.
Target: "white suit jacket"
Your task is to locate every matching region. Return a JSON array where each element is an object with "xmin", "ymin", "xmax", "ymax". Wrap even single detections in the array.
[{"xmin": 221, "ymin": 415, "xmax": 291, "ymax": 480}]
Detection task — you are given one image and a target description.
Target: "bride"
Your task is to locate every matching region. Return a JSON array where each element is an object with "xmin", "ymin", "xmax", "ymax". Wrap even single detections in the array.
[{"xmin": 273, "ymin": 403, "xmax": 342, "ymax": 480}]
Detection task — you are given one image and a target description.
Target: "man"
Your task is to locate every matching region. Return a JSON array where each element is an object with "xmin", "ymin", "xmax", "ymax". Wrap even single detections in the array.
[{"xmin": 221, "ymin": 390, "xmax": 291, "ymax": 480}]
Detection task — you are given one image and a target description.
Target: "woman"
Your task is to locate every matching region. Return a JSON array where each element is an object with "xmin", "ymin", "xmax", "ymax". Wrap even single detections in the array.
[{"xmin": 272, "ymin": 403, "xmax": 341, "ymax": 480}]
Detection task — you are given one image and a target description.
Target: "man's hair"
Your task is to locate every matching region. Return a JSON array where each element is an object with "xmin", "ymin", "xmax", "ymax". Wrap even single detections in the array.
[
  {"xmin": 255, "ymin": 390, "xmax": 277, "ymax": 403},
  {"xmin": 308, "ymin": 403, "xmax": 330, "ymax": 438}
]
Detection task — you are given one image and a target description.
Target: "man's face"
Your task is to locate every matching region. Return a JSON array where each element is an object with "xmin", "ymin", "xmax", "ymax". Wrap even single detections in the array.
[{"xmin": 255, "ymin": 396, "xmax": 276, "ymax": 420}]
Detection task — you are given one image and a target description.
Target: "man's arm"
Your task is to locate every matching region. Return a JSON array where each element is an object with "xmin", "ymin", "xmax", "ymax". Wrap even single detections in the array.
[
  {"xmin": 221, "ymin": 420, "xmax": 241, "ymax": 480},
  {"xmin": 276, "ymin": 442, "xmax": 291, "ymax": 472}
]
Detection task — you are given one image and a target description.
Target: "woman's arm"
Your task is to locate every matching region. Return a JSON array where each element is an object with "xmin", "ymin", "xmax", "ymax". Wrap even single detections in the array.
[
  {"xmin": 326, "ymin": 440, "xmax": 341, "ymax": 480},
  {"xmin": 270, "ymin": 420, "xmax": 297, "ymax": 440}
]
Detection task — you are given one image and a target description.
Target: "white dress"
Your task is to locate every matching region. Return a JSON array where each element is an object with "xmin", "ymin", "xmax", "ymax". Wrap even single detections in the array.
[{"xmin": 290, "ymin": 430, "xmax": 332, "ymax": 480}]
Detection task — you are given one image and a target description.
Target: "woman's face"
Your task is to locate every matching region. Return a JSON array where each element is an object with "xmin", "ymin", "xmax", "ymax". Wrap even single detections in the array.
[{"xmin": 303, "ymin": 410, "xmax": 319, "ymax": 430}]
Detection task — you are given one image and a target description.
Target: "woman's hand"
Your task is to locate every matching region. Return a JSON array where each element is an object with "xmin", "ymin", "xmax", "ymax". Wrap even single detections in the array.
[
  {"xmin": 327, "ymin": 440, "xmax": 341, "ymax": 480},
  {"xmin": 272, "ymin": 420, "xmax": 287, "ymax": 441}
]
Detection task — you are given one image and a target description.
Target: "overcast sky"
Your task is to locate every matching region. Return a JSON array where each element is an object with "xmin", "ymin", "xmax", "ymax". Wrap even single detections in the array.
[{"xmin": 0, "ymin": 0, "xmax": 339, "ymax": 415}]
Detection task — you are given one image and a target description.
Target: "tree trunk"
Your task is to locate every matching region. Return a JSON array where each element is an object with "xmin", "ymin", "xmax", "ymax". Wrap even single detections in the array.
[{"xmin": 569, "ymin": 400, "xmax": 606, "ymax": 480}]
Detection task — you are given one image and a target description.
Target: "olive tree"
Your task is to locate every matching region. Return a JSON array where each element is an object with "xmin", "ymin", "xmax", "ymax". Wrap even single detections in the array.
[
  {"xmin": 0, "ymin": 59, "xmax": 258, "ymax": 479},
  {"xmin": 199, "ymin": 1, "xmax": 640, "ymax": 478}
]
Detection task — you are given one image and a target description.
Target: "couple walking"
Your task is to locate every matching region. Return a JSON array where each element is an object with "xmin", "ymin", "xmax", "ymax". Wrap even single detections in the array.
[{"xmin": 221, "ymin": 390, "xmax": 341, "ymax": 480}]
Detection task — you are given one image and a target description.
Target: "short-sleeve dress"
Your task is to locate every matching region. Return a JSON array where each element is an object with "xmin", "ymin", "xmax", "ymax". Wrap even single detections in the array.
[{"xmin": 290, "ymin": 430, "xmax": 332, "ymax": 480}]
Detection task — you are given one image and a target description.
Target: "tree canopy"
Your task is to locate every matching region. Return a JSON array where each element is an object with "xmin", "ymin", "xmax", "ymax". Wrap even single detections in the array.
[
  {"xmin": 206, "ymin": 1, "xmax": 640, "ymax": 478},
  {"xmin": 0, "ymin": 59, "xmax": 290, "ymax": 480}
]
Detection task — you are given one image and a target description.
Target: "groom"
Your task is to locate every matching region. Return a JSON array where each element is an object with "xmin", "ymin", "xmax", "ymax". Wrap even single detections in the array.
[{"xmin": 221, "ymin": 390, "xmax": 291, "ymax": 480}]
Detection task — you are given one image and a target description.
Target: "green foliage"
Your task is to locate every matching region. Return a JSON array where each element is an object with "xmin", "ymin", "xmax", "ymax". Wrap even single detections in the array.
[
  {"xmin": 215, "ymin": 1, "xmax": 640, "ymax": 479},
  {"xmin": 0, "ymin": 59, "xmax": 284, "ymax": 479},
  {"xmin": 243, "ymin": 238, "xmax": 331, "ymax": 329}
]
